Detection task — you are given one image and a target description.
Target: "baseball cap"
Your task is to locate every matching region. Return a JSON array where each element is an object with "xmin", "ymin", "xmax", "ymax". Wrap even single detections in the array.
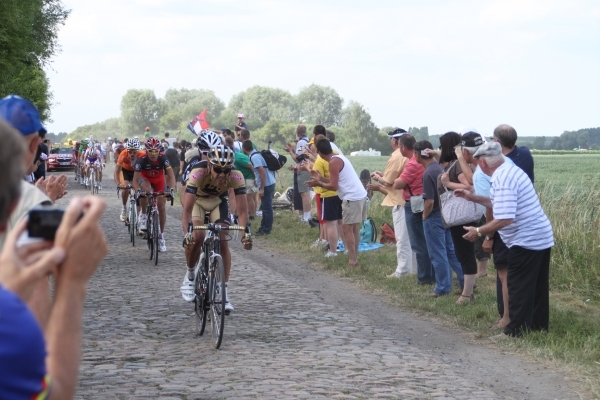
[
  {"xmin": 473, "ymin": 142, "xmax": 502, "ymax": 158},
  {"xmin": 457, "ymin": 126, "xmax": 478, "ymax": 135},
  {"xmin": 237, "ymin": 114, "xmax": 244, "ymax": 118},
  {"xmin": 455, "ymin": 131, "xmax": 484, "ymax": 148},
  {"xmin": 0, "ymin": 95, "xmax": 47, "ymax": 136},
  {"xmin": 387, "ymin": 128, "xmax": 407, "ymax": 138}
]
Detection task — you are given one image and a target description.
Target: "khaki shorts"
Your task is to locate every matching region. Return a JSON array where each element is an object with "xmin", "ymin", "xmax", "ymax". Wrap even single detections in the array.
[
  {"xmin": 245, "ymin": 179, "xmax": 258, "ymax": 194},
  {"xmin": 342, "ymin": 197, "xmax": 367, "ymax": 224},
  {"xmin": 191, "ymin": 196, "xmax": 230, "ymax": 224}
]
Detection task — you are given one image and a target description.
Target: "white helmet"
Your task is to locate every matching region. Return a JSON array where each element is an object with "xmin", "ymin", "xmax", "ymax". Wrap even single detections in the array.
[{"xmin": 197, "ymin": 129, "xmax": 222, "ymax": 150}]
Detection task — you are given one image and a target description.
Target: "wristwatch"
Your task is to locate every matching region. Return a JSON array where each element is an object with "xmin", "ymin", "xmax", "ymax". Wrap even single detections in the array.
[{"xmin": 476, "ymin": 227, "xmax": 482, "ymax": 237}]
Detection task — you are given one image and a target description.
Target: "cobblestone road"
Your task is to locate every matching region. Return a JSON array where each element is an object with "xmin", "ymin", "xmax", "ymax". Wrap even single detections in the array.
[{"xmin": 61, "ymin": 169, "xmax": 576, "ymax": 400}]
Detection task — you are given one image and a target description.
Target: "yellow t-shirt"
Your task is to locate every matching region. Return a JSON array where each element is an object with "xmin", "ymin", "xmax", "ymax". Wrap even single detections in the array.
[
  {"xmin": 312, "ymin": 156, "xmax": 337, "ymax": 198},
  {"xmin": 381, "ymin": 148, "xmax": 408, "ymax": 206}
]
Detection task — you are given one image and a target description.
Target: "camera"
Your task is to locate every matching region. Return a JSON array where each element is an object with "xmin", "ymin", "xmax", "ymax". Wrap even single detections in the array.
[
  {"xmin": 296, "ymin": 154, "xmax": 309, "ymax": 163},
  {"xmin": 27, "ymin": 205, "xmax": 68, "ymax": 240}
]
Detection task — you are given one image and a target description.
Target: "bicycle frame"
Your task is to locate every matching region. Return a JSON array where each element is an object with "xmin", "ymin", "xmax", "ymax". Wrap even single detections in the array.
[{"xmin": 140, "ymin": 190, "xmax": 173, "ymax": 265}]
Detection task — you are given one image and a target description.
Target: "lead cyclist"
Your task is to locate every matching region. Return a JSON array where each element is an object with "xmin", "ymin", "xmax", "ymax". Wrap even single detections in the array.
[{"xmin": 180, "ymin": 144, "xmax": 252, "ymax": 314}]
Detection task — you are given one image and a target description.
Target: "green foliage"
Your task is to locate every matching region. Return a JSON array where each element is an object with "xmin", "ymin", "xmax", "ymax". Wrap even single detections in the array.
[
  {"xmin": 159, "ymin": 88, "xmax": 225, "ymax": 132},
  {"xmin": 68, "ymin": 118, "xmax": 122, "ymax": 141},
  {"xmin": 0, "ymin": 0, "xmax": 70, "ymax": 121},
  {"xmin": 253, "ymin": 120, "xmax": 298, "ymax": 148},
  {"xmin": 296, "ymin": 84, "xmax": 343, "ymax": 126},
  {"xmin": 338, "ymin": 101, "xmax": 378, "ymax": 151},
  {"xmin": 224, "ymin": 85, "xmax": 296, "ymax": 130},
  {"xmin": 550, "ymin": 128, "xmax": 600, "ymax": 150},
  {"xmin": 120, "ymin": 89, "xmax": 161, "ymax": 137},
  {"xmin": 409, "ymin": 126, "xmax": 430, "ymax": 141}
]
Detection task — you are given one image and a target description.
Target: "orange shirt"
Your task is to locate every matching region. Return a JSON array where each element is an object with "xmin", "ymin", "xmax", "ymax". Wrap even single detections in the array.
[{"xmin": 117, "ymin": 149, "xmax": 146, "ymax": 171}]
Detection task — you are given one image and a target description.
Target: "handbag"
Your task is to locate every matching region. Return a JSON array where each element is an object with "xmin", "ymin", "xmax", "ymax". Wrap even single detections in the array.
[
  {"xmin": 438, "ymin": 161, "xmax": 484, "ymax": 227},
  {"xmin": 406, "ymin": 184, "xmax": 424, "ymax": 213}
]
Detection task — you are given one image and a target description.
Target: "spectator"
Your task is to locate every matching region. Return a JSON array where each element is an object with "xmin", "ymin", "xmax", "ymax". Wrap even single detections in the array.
[
  {"xmin": 492, "ymin": 124, "xmax": 534, "ymax": 183},
  {"xmin": 165, "ymin": 142, "xmax": 180, "ymax": 191},
  {"xmin": 458, "ymin": 142, "xmax": 553, "ymax": 339},
  {"xmin": 164, "ymin": 131, "xmax": 179, "ymax": 147},
  {"xmin": 244, "ymin": 140, "xmax": 275, "ymax": 235},
  {"xmin": 240, "ymin": 129, "xmax": 258, "ymax": 151},
  {"xmin": 235, "ymin": 113, "xmax": 248, "ymax": 131},
  {"xmin": 33, "ymin": 139, "xmax": 49, "ymax": 181},
  {"xmin": 393, "ymin": 134, "xmax": 435, "ymax": 285},
  {"xmin": 306, "ymin": 139, "xmax": 367, "ymax": 267},
  {"xmin": 233, "ymin": 138, "xmax": 257, "ymax": 220},
  {"xmin": 0, "ymin": 164, "xmax": 108, "ymax": 400},
  {"xmin": 438, "ymin": 131, "xmax": 477, "ymax": 303},
  {"xmin": 415, "ymin": 140, "xmax": 464, "ymax": 297},
  {"xmin": 284, "ymin": 125, "xmax": 312, "ymax": 223},
  {"xmin": 368, "ymin": 128, "xmax": 414, "ymax": 278}
]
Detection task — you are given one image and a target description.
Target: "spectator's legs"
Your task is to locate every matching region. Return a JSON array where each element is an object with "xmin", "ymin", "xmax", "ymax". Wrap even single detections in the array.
[
  {"xmin": 422, "ymin": 210, "xmax": 452, "ymax": 295},
  {"xmin": 259, "ymin": 184, "xmax": 275, "ymax": 234},
  {"xmin": 325, "ymin": 221, "xmax": 338, "ymax": 253},
  {"xmin": 404, "ymin": 203, "xmax": 435, "ymax": 283},
  {"xmin": 392, "ymin": 205, "xmax": 413, "ymax": 276},
  {"xmin": 247, "ymin": 192, "xmax": 256, "ymax": 219},
  {"xmin": 496, "ymin": 267, "xmax": 510, "ymax": 328}
]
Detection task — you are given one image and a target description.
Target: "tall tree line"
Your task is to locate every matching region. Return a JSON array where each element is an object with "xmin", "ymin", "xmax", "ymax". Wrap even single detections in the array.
[{"xmin": 0, "ymin": 0, "xmax": 70, "ymax": 121}]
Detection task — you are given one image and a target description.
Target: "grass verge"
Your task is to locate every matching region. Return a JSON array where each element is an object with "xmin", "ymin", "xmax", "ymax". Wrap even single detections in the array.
[{"xmin": 255, "ymin": 206, "xmax": 600, "ymax": 398}]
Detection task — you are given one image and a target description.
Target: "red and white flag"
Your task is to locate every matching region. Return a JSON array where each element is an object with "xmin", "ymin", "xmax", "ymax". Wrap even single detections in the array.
[{"xmin": 187, "ymin": 109, "xmax": 210, "ymax": 136}]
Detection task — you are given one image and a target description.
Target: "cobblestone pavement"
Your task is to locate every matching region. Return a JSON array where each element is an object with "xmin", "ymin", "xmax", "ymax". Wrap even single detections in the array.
[{"xmin": 58, "ymin": 170, "xmax": 576, "ymax": 400}]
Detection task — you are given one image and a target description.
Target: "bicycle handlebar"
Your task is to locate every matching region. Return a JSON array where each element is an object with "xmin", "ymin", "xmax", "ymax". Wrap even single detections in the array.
[
  {"xmin": 138, "ymin": 190, "xmax": 174, "ymax": 206},
  {"xmin": 188, "ymin": 221, "xmax": 248, "ymax": 233}
]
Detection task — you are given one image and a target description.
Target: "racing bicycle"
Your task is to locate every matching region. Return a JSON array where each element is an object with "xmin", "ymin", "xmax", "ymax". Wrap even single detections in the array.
[
  {"xmin": 141, "ymin": 190, "xmax": 173, "ymax": 265},
  {"xmin": 189, "ymin": 221, "xmax": 248, "ymax": 349},
  {"xmin": 117, "ymin": 185, "xmax": 137, "ymax": 246}
]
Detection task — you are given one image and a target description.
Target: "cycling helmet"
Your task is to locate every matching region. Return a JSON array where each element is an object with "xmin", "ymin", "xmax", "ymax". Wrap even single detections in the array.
[
  {"xmin": 145, "ymin": 137, "xmax": 161, "ymax": 150},
  {"xmin": 207, "ymin": 145, "xmax": 235, "ymax": 168},
  {"xmin": 196, "ymin": 129, "xmax": 222, "ymax": 150},
  {"xmin": 126, "ymin": 138, "xmax": 140, "ymax": 150}
]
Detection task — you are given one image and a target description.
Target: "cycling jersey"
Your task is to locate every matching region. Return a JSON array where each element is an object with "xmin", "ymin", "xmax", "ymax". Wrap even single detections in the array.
[
  {"xmin": 181, "ymin": 154, "xmax": 202, "ymax": 185},
  {"xmin": 185, "ymin": 160, "xmax": 246, "ymax": 197},
  {"xmin": 85, "ymin": 149, "xmax": 101, "ymax": 161},
  {"xmin": 134, "ymin": 154, "xmax": 171, "ymax": 179},
  {"xmin": 117, "ymin": 149, "xmax": 146, "ymax": 172}
]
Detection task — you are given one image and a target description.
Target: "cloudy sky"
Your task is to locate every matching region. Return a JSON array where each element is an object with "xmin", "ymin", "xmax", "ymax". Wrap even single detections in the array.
[{"xmin": 45, "ymin": 0, "xmax": 600, "ymax": 137}]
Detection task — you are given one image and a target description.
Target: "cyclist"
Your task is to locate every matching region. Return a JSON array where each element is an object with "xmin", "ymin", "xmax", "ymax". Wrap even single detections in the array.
[
  {"xmin": 78, "ymin": 138, "xmax": 89, "ymax": 184},
  {"xmin": 133, "ymin": 137, "xmax": 175, "ymax": 252},
  {"xmin": 114, "ymin": 138, "xmax": 147, "ymax": 221},
  {"xmin": 83, "ymin": 141, "xmax": 102, "ymax": 188},
  {"xmin": 180, "ymin": 144, "xmax": 252, "ymax": 314},
  {"xmin": 181, "ymin": 129, "xmax": 222, "ymax": 190},
  {"xmin": 113, "ymin": 139, "xmax": 126, "ymax": 165},
  {"xmin": 95, "ymin": 142, "xmax": 105, "ymax": 189}
]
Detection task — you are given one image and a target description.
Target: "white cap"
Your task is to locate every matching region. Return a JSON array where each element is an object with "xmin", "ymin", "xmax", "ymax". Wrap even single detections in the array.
[
  {"xmin": 457, "ymin": 126, "xmax": 478, "ymax": 135},
  {"xmin": 237, "ymin": 113, "xmax": 244, "ymax": 118}
]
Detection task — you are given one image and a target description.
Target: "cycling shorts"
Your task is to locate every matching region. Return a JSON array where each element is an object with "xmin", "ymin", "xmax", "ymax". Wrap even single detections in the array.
[
  {"xmin": 122, "ymin": 169, "xmax": 134, "ymax": 182},
  {"xmin": 191, "ymin": 194, "xmax": 231, "ymax": 225},
  {"xmin": 85, "ymin": 159, "xmax": 101, "ymax": 167},
  {"xmin": 138, "ymin": 173, "xmax": 165, "ymax": 193}
]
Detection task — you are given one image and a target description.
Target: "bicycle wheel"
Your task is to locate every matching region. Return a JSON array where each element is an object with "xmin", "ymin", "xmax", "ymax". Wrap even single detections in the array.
[
  {"xmin": 194, "ymin": 252, "xmax": 208, "ymax": 335},
  {"xmin": 153, "ymin": 213, "xmax": 159, "ymax": 265},
  {"xmin": 129, "ymin": 203, "xmax": 136, "ymax": 246},
  {"xmin": 147, "ymin": 214, "xmax": 153, "ymax": 256},
  {"xmin": 90, "ymin": 170, "xmax": 95, "ymax": 196},
  {"xmin": 209, "ymin": 254, "xmax": 226, "ymax": 349}
]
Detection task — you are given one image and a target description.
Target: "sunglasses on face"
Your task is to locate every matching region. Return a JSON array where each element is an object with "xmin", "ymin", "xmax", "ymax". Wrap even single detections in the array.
[
  {"xmin": 127, "ymin": 149, "xmax": 137, "ymax": 154},
  {"xmin": 212, "ymin": 166, "xmax": 232, "ymax": 175},
  {"xmin": 148, "ymin": 149, "xmax": 159, "ymax": 155}
]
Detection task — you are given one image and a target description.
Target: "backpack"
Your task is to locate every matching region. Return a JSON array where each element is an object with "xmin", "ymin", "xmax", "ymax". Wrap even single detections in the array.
[
  {"xmin": 359, "ymin": 217, "xmax": 377, "ymax": 244},
  {"xmin": 251, "ymin": 150, "xmax": 287, "ymax": 171},
  {"xmin": 380, "ymin": 222, "xmax": 396, "ymax": 244}
]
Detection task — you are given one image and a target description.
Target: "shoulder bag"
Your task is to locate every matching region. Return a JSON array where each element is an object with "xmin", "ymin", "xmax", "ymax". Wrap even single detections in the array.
[{"xmin": 439, "ymin": 161, "xmax": 484, "ymax": 227}]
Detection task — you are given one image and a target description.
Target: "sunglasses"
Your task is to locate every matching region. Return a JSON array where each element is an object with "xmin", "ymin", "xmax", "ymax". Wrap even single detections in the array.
[
  {"xmin": 127, "ymin": 149, "xmax": 138, "ymax": 154},
  {"xmin": 212, "ymin": 166, "xmax": 232, "ymax": 175},
  {"xmin": 147, "ymin": 149, "xmax": 160, "ymax": 154}
]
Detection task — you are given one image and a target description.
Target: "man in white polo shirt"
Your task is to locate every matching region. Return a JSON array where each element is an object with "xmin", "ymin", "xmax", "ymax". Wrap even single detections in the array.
[
  {"xmin": 306, "ymin": 139, "xmax": 367, "ymax": 267},
  {"xmin": 456, "ymin": 142, "xmax": 554, "ymax": 339}
]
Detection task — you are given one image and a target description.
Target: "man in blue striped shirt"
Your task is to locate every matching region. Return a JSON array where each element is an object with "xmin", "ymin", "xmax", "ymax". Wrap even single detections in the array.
[{"xmin": 456, "ymin": 142, "xmax": 554, "ymax": 339}]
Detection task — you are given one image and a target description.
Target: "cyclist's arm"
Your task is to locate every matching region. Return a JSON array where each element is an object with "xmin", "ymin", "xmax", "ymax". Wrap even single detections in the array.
[
  {"xmin": 235, "ymin": 192, "xmax": 249, "ymax": 229},
  {"xmin": 114, "ymin": 164, "xmax": 123, "ymax": 185},
  {"xmin": 181, "ymin": 191, "xmax": 196, "ymax": 235},
  {"xmin": 165, "ymin": 167, "xmax": 175, "ymax": 190},
  {"xmin": 132, "ymin": 171, "xmax": 141, "ymax": 192}
]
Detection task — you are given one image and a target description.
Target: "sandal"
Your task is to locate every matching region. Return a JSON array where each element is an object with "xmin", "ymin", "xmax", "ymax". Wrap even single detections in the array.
[{"xmin": 456, "ymin": 294, "xmax": 474, "ymax": 304}]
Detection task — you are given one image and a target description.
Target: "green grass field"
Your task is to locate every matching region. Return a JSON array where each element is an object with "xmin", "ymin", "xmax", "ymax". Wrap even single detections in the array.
[{"xmin": 264, "ymin": 153, "xmax": 600, "ymax": 397}]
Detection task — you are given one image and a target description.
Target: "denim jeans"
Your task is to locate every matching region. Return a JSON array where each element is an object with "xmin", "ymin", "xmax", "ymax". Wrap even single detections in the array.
[
  {"xmin": 404, "ymin": 202, "xmax": 435, "ymax": 283},
  {"xmin": 259, "ymin": 184, "xmax": 275, "ymax": 234},
  {"xmin": 422, "ymin": 210, "xmax": 464, "ymax": 294}
]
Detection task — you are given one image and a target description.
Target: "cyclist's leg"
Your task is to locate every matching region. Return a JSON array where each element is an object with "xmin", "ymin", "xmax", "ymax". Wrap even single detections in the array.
[
  {"xmin": 185, "ymin": 198, "xmax": 208, "ymax": 271},
  {"xmin": 213, "ymin": 198, "xmax": 233, "ymax": 282},
  {"xmin": 137, "ymin": 176, "xmax": 152, "ymax": 230}
]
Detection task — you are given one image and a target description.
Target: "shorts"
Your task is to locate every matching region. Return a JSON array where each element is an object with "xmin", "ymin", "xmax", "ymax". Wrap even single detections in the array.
[
  {"xmin": 191, "ymin": 194, "xmax": 231, "ymax": 224},
  {"xmin": 138, "ymin": 174, "xmax": 165, "ymax": 193},
  {"xmin": 341, "ymin": 197, "xmax": 367, "ymax": 224},
  {"xmin": 323, "ymin": 195, "xmax": 343, "ymax": 221},
  {"xmin": 492, "ymin": 231, "xmax": 509, "ymax": 269},
  {"xmin": 172, "ymin": 166, "xmax": 180, "ymax": 183},
  {"xmin": 121, "ymin": 169, "xmax": 134, "ymax": 182},
  {"xmin": 297, "ymin": 170, "xmax": 311, "ymax": 193},
  {"xmin": 85, "ymin": 159, "xmax": 101, "ymax": 167},
  {"xmin": 245, "ymin": 179, "xmax": 258, "ymax": 194}
]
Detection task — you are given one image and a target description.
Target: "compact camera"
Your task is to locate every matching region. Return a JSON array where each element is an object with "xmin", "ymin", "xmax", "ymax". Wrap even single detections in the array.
[{"xmin": 27, "ymin": 205, "xmax": 67, "ymax": 240}]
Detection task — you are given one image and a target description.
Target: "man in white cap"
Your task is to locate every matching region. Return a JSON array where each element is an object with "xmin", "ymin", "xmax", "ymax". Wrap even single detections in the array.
[{"xmin": 368, "ymin": 128, "xmax": 415, "ymax": 278}]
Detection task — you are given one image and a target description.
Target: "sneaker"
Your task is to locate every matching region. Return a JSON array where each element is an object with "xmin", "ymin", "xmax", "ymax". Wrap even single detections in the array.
[
  {"xmin": 225, "ymin": 301, "xmax": 234, "ymax": 315},
  {"xmin": 180, "ymin": 274, "xmax": 195, "ymax": 302},
  {"xmin": 138, "ymin": 215, "xmax": 147, "ymax": 231},
  {"xmin": 98, "ymin": 183, "xmax": 102, "ymax": 190},
  {"xmin": 120, "ymin": 210, "xmax": 127, "ymax": 222},
  {"xmin": 387, "ymin": 272, "xmax": 401, "ymax": 279},
  {"xmin": 256, "ymin": 211, "xmax": 263, "ymax": 217},
  {"xmin": 158, "ymin": 238, "xmax": 167, "ymax": 252},
  {"xmin": 325, "ymin": 251, "xmax": 338, "ymax": 258},
  {"xmin": 311, "ymin": 239, "xmax": 328, "ymax": 248}
]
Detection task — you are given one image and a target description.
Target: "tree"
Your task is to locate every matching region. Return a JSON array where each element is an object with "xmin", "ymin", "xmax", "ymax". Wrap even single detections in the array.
[
  {"xmin": 338, "ymin": 101, "xmax": 378, "ymax": 152},
  {"xmin": 0, "ymin": 0, "xmax": 70, "ymax": 120},
  {"xmin": 295, "ymin": 84, "xmax": 343, "ymax": 127},
  {"xmin": 160, "ymin": 88, "xmax": 225, "ymax": 131},
  {"xmin": 533, "ymin": 136, "xmax": 546, "ymax": 150},
  {"xmin": 408, "ymin": 126, "xmax": 430, "ymax": 141},
  {"xmin": 253, "ymin": 120, "xmax": 298, "ymax": 148},
  {"xmin": 120, "ymin": 89, "xmax": 161, "ymax": 137},
  {"xmin": 223, "ymin": 86, "xmax": 295, "ymax": 130}
]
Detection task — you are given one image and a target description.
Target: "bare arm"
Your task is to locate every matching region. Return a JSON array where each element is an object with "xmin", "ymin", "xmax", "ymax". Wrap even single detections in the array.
[
  {"xmin": 132, "ymin": 171, "xmax": 141, "ymax": 192},
  {"xmin": 114, "ymin": 164, "xmax": 122, "ymax": 186},
  {"xmin": 453, "ymin": 189, "xmax": 492, "ymax": 208},
  {"xmin": 165, "ymin": 168, "xmax": 175, "ymax": 190},
  {"xmin": 181, "ymin": 192, "xmax": 196, "ymax": 235},
  {"xmin": 393, "ymin": 177, "xmax": 408, "ymax": 190},
  {"xmin": 257, "ymin": 166, "xmax": 266, "ymax": 192}
]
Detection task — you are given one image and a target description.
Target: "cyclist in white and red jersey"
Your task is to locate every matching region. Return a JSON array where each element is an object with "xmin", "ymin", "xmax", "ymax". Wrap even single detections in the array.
[{"xmin": 83, "ymin": 142, "xmax": 102, "ymax": 189}]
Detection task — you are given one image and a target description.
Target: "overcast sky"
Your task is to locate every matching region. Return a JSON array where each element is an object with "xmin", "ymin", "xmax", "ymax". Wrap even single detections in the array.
[{"xmin": 44, "ymin": 0, "xmax": 600, "ymax": 137}]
